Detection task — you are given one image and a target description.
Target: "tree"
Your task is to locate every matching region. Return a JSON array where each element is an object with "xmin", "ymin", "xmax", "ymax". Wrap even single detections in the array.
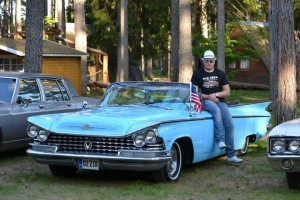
[
  {"xmin": 269, "ymin": 0, "xmax": 297, "ymax": 125},
  {"xmin": 178, "ymin": 0, "xmax": 193, "ymax": 83},
  {"xmin": 24, "ymin": 0, "xmax": 45, "ymax": 72},
  {"xmin": 217, "ymin": 0, "xmax": 225, "ymax": 71},
  {"xmin": 15, "ymin": 0, "xmax": 22, "ymax": 39},
  {"xmin": 56, "ymin": 0, "xmax": 66, "ymax": 39},
  {"xmin": 171, "ymin": 0, "xmax": 179, "ymax": 82},
  {"xmin": 74, "ymin": 0, "xmax": 88, "ymax": 95},
  {"xmin": 117, "ymin": 0, "xmax": 128, "ymax": 81}
]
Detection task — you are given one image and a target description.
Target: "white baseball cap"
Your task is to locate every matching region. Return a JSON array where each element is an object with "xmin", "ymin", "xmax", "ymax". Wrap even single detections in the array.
[{"xmin": 202, "ymin": 50, "xmax": 216, "ymax": 60}]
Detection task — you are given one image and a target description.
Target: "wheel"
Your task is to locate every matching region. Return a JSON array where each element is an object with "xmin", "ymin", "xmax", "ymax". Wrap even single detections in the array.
[
  {"xmin": 49, "ymin": 165, "xmax": 78, "ymax": 177},
  {"xmin": 286, "ymin": 172, "xmax": 300, "ymax": 189},
  {"xmin": 238, "ymin": 137, "xmax": 249, "ymax": 155},
  {"xmin": 152, "ymin": 141, "xmax": 182, "ymax": 182}
]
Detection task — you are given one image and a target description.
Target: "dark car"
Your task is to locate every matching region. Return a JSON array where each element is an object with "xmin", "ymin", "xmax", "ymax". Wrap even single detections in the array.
[{"xmin": 0, "ymin": 72, "xmax": 99, "ymax": 152}]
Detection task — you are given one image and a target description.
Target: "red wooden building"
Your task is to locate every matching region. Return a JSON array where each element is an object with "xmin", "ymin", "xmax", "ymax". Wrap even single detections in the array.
[{"xmin": 226, "ymin": 21, "xmax": 270, "ymax": 86}]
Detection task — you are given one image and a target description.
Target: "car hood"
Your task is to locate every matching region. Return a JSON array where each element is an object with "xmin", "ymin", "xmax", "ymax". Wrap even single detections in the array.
[
  {"xmin": 28, "ymin": 106, "xmax": 195, "ymax": 137},
  {"xmin": 268, "ymin": 118, "xmax": 300, "ymax": 137}
]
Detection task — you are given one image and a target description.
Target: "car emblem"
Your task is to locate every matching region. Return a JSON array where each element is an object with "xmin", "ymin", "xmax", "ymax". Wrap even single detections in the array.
[
  {"xmin": 82, "ymin": 124, "xmax": 92, "ymax": 130},
  {"xmin": 84, "ymin": 140, "xmax": 93, "ymax": 150}
]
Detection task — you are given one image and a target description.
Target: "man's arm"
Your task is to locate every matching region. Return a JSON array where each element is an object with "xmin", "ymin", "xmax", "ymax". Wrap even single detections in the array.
[{"xmin": 216, "ymin": 84, "xmax": 230, "ymax": 99}]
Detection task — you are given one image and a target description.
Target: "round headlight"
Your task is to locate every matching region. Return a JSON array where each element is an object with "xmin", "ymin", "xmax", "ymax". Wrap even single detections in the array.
[
  {"xmin": 288, "ymin": 140, "xmax": 300, "ymax": 153},
  {"xmin": 134, "ymin": 134, "xmax": 146, "ymax": 147},
  {"xmin": 145, "ymin": 130, "xmax": 157, "ymax": 143},
  {"xmin": 37, "ymin": 130, "xmax": 49, "ymax": 142},
  {"xmin": 27, "ymin": 125, "xmax": 38, "ymax": 138},
  {"xmin": 272, "ymin": 140, "xmax": 286, "ymax": 153}
]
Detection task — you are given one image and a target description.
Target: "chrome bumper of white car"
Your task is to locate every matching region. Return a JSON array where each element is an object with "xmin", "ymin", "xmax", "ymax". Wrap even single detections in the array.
[
  {"xmin": 267, "ymin": 153, "xmax": 300, "ymax": 172},
  {"xmin": 27, "ymin": 144, "xmax": 172, "ymax": 171}
]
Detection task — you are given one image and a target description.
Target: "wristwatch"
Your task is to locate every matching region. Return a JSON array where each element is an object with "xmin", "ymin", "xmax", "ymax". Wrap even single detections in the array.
[{"xmin": 216, "ymin": 92, "xmax": 219, "ymax": 97}]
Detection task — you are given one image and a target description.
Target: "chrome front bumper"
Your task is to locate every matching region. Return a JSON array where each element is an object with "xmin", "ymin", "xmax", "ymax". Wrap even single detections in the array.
[
  {"xmin": 267, "ymin": 153, "xmax": 300, "ymax": 172},
  {"xmin": 27, "ymin": 144, "xmax": 172, "ymax": 171}
]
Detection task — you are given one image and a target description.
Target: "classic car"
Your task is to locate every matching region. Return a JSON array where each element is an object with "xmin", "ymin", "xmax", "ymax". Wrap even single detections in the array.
[
  {"xmin": 0, "ymin": 72, "xmax": 99, "ymax": 152},
  {"xmin": 26, "ymin": 82, "xmax": 271, "ymax": 182},
  {"xmin": 267, "ymin": 118, "xmax": 300, "ymax": 189}
]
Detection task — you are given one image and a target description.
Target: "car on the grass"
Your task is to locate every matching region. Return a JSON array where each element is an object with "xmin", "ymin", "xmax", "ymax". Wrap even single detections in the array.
[
  {"xmin": 0, "ymin": 72, "xmax": 99, "ymax": 152},
  {"xmin": 26, "ymin": 81, "xmax": 271, "ymax": 182},
  {"xmin": 267, "ymin": 118, "xmax": 300, "ymax": 189}
]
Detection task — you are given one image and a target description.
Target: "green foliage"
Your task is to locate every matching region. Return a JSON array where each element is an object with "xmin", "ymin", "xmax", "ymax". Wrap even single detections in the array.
[
  {"xmin": 226, "ymin": 69, "xmax": 238, "ymax": 81},
  {"xmin": 85, "ymin": 0, "xmax": 118, "ymax": 52},
  {"xmin": 44, "ymin": 16, "xmax": 56, "ymax": 26},
  {"xmin": 294, "ymin": 0, "xmax": 300, "ymax": 31},
  {"xmin": 192, "ymin": 22, "xmax": 259, "ymax": 65},
  {"xmin": 85, "ymin": 0, "xmax": 170, "ymax": 60}
]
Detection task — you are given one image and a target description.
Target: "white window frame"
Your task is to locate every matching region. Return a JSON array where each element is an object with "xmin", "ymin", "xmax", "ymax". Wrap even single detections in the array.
[
  {"xmin": 0, "ymin": 55, "xmax": 24, "ymax": 72},
  {"xmin": 228, "ymin": 62, "xmax": 236, "ymax": 69},
  {"xmin": 240, "ymin": 59, "xmax": 250, "ymax": 70}
]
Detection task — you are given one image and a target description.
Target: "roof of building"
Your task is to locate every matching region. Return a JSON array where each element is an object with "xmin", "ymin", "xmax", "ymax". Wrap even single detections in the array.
[{"xmin": 0, "ymin": 38, "xmax": 88, "ymax": 57}]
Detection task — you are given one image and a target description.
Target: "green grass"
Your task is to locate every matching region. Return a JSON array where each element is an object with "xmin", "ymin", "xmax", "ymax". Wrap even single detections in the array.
[{"xmin": 230, "ymin": 89, "xmax": 269, "ymax": 103}]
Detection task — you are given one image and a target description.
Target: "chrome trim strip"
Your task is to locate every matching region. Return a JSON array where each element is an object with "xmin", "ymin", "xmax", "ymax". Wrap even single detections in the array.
[{"xmin": 27, "ymin": 148, "xmax": 171, "ymax": 162}]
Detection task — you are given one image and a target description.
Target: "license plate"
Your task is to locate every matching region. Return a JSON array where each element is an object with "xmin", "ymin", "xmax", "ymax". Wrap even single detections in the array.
[{"xmin": 78, "ymin": 158, "xmax": 99, "ymax": 170}]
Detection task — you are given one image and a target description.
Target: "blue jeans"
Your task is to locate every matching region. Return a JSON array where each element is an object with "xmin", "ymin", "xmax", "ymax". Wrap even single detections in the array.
[{"xmin": 203, "ymin": 100, "xmax": 235, "ymax": 158}]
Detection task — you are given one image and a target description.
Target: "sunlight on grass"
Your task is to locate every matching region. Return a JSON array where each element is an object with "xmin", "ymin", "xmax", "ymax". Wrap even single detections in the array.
[{"xmin": 229, "ymin": 89, "xmax": 269, "ymax": 103}]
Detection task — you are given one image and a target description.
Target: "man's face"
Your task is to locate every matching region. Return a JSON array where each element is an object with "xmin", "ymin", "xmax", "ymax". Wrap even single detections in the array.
[{"xmin": 203, "ymin": 59, "xmax": 215, "ymax": 71}]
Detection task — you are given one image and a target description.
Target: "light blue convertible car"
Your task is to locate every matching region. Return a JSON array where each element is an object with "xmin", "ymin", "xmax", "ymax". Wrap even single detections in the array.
[{"xmin": 26, "ymin": 82, "xmax": 271, "ymax": 182}]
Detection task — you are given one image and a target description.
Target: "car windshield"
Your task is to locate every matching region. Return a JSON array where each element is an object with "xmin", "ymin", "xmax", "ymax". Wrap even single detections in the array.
[
  {"xmin": 0, "ymin": 77, "xmax": 16, "ymax": 102},
  {"xmin": 99, "ymin": 82, "xmax": 191, "ymax": 108}
]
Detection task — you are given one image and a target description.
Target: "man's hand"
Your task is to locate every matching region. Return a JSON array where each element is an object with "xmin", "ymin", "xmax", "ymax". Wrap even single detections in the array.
[{"xmin": 208, "ymin": 93, "xmax": 219, "ymax": 103}]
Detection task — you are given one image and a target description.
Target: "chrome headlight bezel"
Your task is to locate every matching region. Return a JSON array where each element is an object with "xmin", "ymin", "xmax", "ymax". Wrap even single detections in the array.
[
  {"xmin": 132, "ymin": 128, "xmax": 159, "ymax": 148},
  {"xmin": 269, "ymin": 137, "xmax": 300, "ymax": 154},
  {"xmin": 145, "ymin": 129, "xmax": 158, "ymax": 144},
  {"xmin": 27, "ymin": 125, "xmax": 39, "ymax": 138},
  {"xmin": 288, "ymin": 140, "xmax": 300, "ymax": 153},
  {"xmin": 37, "ymin": 129, "xmax": 50, "ymax": 142},
  {"xmin": 133, "ymin": 134, "xmax": 146, "ymax": 147},
  {"xmin": 270, "ymin": 139, "xmax": 286, "ymax": 153},
  {"xmin": 27, "ymin": 124, "xmax": 50, "ymax": 142}
]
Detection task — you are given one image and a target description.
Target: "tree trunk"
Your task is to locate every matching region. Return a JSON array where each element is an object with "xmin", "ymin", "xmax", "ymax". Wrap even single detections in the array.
[
  {"xmin": 200, "ymin": 0, "xmax": 208, "ymax": 38},
  {"xmin": 24, "ymin": 0, "xmax": 44, "ymax": 72},
  {"xmin": 56, "ymin": 0, "xmax": 66, "ymax": 39},
  {"xmin": 1, "ymin": 0, "xmax": 8, "ymax": 38},
  {"xmin": 270, "ymin": 0, "xmax": 297, "ymax": 125},
  {"xmin": 74, "ymin": 0, "xmax": 88, "ymax": 95},
  {"xmin": 296, "ymin": 32, "xmax": 300, "ymax": 91},
  {"xmin": 217, "ymin": 0, "xmax": 225, "ymax": 71},
  {"xmin": 171, "ymin": 0, "xmax": 179, "ymax": 82},
  {"xmin": 145, "ymin": 58, "xmax": 153, "ymax": 80},
  {"xmin": 117, "ymin": 0, "xmax": 129, "ymax": 82},
  {"xmin": 15, "ymin": 0, "xmax": 22, "ymax": 39},
  {"xmin": 178, "ymin": 0, "xmax": 193, "ymax": 83}
]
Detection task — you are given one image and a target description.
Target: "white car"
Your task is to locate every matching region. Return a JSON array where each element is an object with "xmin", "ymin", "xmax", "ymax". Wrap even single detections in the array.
[{"xmin": 267, "ymin": 118, "xmax": 300, "ymax": 189}]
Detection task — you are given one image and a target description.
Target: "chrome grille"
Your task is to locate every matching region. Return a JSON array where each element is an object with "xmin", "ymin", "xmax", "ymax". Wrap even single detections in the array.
[{"xmin": 43, "ymin": 134, "xmax": 164, "ymax": 155}]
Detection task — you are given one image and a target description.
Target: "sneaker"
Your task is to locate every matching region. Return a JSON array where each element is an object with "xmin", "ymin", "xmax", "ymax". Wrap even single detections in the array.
[
  {"xmin": 226, "ymin": 156, "xmax": 243, "ymax": 163},
  {"xmin": 218, "ymin": 141, "xmax": 227, "ymax": 149}
]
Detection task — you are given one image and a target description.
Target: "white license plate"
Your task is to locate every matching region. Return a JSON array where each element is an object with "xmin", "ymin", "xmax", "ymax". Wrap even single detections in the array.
[{"xmin": 78, "ymin": 158, "xmax": 99, "ymax": 170}]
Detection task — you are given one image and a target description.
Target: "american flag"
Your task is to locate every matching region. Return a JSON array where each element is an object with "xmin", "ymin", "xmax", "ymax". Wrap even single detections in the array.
[{"xmin": 190, "ymin": 83, "xmax": 203, "ymax": 112}]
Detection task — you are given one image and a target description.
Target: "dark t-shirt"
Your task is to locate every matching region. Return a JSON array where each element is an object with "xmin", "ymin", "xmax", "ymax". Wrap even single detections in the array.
[{"xmin": 191, "ymin": 68, "xmax": 229, "ymax": 102}]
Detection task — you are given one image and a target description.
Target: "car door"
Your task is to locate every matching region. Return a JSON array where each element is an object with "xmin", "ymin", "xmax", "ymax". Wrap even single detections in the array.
[
  {"xmin": 11, "ymin": 78, "xmax": 46, "ymax": 144},
  {"xmin": 39, "ymin": 78, "xmax": 79, "ymax": 114},
  {"xmin": 0, "ymin": 77, "xmax": 15, "ymax": 147}
]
